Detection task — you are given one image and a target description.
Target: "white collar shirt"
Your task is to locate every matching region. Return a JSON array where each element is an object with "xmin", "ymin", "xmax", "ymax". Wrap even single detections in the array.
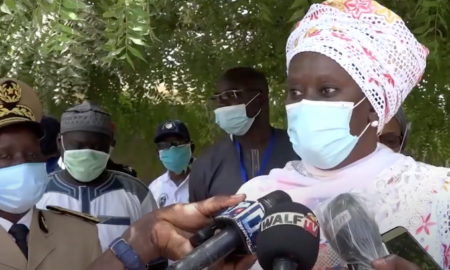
[
  {"xmin": 0, "ymin": 208, "xmax": 33, "ymax": 242},
  {"xmin": 149, "ymin": 171, "xmax": 190, "ymax": 208}
]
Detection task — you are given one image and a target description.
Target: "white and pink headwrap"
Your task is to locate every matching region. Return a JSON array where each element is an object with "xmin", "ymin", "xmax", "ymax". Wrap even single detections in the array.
[{"xmin": 286, "ymin": 0, "xmax": 428, "ymax": 131}]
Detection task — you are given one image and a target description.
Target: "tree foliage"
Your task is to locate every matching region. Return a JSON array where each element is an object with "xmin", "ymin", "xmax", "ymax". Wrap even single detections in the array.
[{"xmin": 0, "ymin": 0, "xmax": 449, "ymax": 179}]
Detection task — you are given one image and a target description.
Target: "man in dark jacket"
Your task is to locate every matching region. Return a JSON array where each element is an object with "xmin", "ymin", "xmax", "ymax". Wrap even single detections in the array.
[
  {"xmin": 41, "ymin": 115, "xmax": 62, "ymax": 174},
  {"xmin": 189, "ymin": 67, "xmax": 299, "ymax": 202}
]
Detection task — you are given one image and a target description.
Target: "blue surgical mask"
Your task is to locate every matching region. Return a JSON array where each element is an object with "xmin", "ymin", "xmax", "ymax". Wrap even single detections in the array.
[
  {"xmin": 159, "ymin": 144, "xmax": 192, "ymax": 174},
  {"xmin": 0, "ymin": 163, "xmax": 48, "ymax": 214},
  {"xmin": 286, "ymin": 98, "xmax": 369, "ymax": 169},
  {"xmin": 214, "ymin": 93, "xmax": 261, "ymax": 136}
]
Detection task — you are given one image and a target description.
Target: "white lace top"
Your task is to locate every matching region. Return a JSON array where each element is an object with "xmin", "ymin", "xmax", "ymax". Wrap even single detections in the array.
[{"xmin": 238, "ymin": 156, "xmax": 450, "ymax": 270}]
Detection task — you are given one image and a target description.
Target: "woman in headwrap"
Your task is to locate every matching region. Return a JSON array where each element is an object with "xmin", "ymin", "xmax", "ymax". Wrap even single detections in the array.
[
  {"xmin": 237, "ymin": 0, "xmax": 447, "ymax": 269},
  {"xmin": 379, "ymin": 107, "xmax": 411, "ymax": 153}
]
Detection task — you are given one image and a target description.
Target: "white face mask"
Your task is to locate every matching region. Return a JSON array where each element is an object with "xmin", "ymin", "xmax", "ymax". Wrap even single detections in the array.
[{"xmin": 109, "ymin": 146, "xmax": 114, "ymax": 154}]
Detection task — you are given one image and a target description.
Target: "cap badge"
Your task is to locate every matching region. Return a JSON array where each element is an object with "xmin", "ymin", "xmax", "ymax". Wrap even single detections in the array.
[
  {"xmin": 164, "ymin": 123, "xmax": 174, "ymax": 130},
  {"xmin": 0, "ymin": 81, "xmax": 21, "ymax": 104},
  {"xmin": 0, "ymin": 80, "xmax": 35, "ymax": 121}
]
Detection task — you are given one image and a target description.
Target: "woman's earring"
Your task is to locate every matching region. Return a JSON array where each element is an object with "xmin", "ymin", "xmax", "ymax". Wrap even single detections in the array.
[{"xmin": 371, "ymin": 121, "xmax": 379, "ymax": 128}]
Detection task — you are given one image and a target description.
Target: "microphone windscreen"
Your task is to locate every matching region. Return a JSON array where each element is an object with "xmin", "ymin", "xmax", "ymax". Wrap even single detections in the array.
[
  {"xmin": 316, "ymin": 193, "xmax": 387, "ymax": 268},
  {"xmin": 257, "ymin": 190, "xmax": 292, "ymax": 209},
  {"xmin": 256, "ymin": 202, "xmax": 321, "ymax": 270}
]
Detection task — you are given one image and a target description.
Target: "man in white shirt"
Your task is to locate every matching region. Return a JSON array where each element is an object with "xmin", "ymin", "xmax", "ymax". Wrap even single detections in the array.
[
  {"xmin": 37, "ymin": 101, "xmax": 157, "ymax": 252},
  {"xmin": 147, "ymin": 120, "xmax": 194, "ymax": 269},
  {"xmin": 149, "ymin": 120, "xmax": 194, "ymax": 208}
]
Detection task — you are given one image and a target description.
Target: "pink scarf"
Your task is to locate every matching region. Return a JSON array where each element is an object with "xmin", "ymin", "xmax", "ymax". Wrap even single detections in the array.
[{"xmin": 243, "ymin": 143, "xmax": 404, "ymax": 210}]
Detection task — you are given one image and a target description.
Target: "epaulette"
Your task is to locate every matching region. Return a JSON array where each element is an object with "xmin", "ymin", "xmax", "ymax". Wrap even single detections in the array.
[
  {"xmin": 46, "ymin": 205, "xmax": 100, "ymax": 224},
  {"xmin": 38, "ymin": 210, "xmax": 49, "ymax": 233}
]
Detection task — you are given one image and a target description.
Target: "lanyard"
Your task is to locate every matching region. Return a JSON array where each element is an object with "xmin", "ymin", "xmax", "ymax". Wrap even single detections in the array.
[{"xmin": 234, "ymin": 130, "xmax": 275, "ymax": 183}]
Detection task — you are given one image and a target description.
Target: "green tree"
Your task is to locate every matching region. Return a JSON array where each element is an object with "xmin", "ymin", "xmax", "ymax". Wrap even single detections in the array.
[{"xmin": 0, "ymin": 0, "xmax": 449, "ymax": 180}]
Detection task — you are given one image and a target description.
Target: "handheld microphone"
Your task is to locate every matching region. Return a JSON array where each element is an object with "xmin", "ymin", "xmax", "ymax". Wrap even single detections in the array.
[
  {"xmin": 256, "ymin": 202, "xmax": 321, "ymax": 270},
  {"xmin": 189, "ymin": 224, "xmax": 217, "ymax": 248},
  {"xmin": 317, "ymin": 193, "xmax": 387, "ymax": 270},
  {"xmin": 145, "ymin": 257, "xmax": 168, "ymax": 270},
  {"xmin": 168, "ymin": 190, "xmax": 292, "ymax": 270}
]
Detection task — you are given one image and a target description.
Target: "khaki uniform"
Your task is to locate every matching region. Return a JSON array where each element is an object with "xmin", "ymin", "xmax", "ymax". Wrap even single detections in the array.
[
  {"xmin": 0, "ymin": 207, "xmax": 102, "ymax": 270},
  {"xmin": 0, "ymin": 78, "xmax": 102, "ymax": 270}
]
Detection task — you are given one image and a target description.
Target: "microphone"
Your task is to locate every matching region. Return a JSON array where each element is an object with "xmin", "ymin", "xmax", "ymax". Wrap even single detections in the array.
[
  {"xmin": 316, "ymin": 193, "xmax": 387, "ymax": 270},
  {"xmin": 189, "ymin": 223, "xmax": 217, "ymax": 248},
  {"xmin": 145, "ymin": 257, "xmax": 168, "ymax": 270},
  {"xmin": 256, "ymin": 202, "xmax": 321, "ymax": 270},
  {"xmin": 168, "ymin": 190, "xmax": 292, "ymax": 270}
]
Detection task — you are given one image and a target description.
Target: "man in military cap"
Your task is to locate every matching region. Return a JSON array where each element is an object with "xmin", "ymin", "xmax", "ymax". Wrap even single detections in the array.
[
  {"xmin": 36, "ymin": 101, "xmax": 157, "ymax": 252},
  {"xmin": 0, "ymin": 78, "xmax": 102, "ymax": 270}
]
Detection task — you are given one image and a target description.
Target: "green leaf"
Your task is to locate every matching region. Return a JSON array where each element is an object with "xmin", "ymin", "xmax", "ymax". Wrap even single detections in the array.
[
  {"xmin": 288, "ymin": 8, "xmax": 305, "ymax": 23},
  {"xmin": 58, "ymin": 24, "xmax": 75, "ymax": 35},
  {"xmin": 421, "ymin": 1, "xmax": 438, "ymax": 7},
  {"xmin": 130, "ymin": 26, "xmax": 146, "ymax": 31},
  {"xmin": 437, "ymin": 14, "xmax": 448, "ymax": 32},
  {"xmin": 69, "ymin": 58, "xmax": 86, "ymax": 70},
  {"xmin": 126, "ymin": 54, "xmax": 135, "ymax": 69},
  {"xmin": 412, "ymin": 25, "xmax": 428, "ymax": 35},
  {"xmin": 0, "ymin": 14, "xmax": 13, "ymax": 21},
  {"xmin": 54, "ymin": 35, "xmax": 71, "ymax": 42},
  {"xmin": 290, "ymin": 0, "xmax": 307, "ymax": 9},
  {"xmin": 103, "ymin": 11, "xmax": 115, "ymax": 18},
  {"xmin": 0, "ymin": 4, "xmax": 11, "ymax": 14},
  {"xmin": 129, "ymin": 7, "xmax": 147, "ymax": 17},
  {"xmin": 128, "ymin": 37, "xmax": 147, "ymax": 46},
  {"xmin": 127, "ymin": 46, "xmax": 146, "ymax": 61},
  {"xmin": 62, "ymin": 0, "xmax": 89, "ymax": 9},
  {"xmin": 111, "ymin": 47, "xmax": 126, "ymax": 56},
  {"xmin": 5, "ymin": 0, "xmax": 16, "ymax": 10},
  {"xmin": 259, "ymin": 4, "xmax": 272, "ymax": 22},
  {"xmin": 60, "ymin": 9, "xmax": 79, "ymax": 20}
]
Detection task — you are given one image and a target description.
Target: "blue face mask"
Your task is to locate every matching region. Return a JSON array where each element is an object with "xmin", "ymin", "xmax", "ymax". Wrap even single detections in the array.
[
  {"xmin": 0, "ymin": 163, "xmax": 48, "ymax": 214},
  {"xmin": 214, "ymin": 93, "xmax": 261, "ymax": 136},
  {"xmin": 286, "ymin": 98, "xmax": 369, "ymax": 169},
  {"xmin": 159, "ymin": 144, "xmax": 192, "ymax": 174}
]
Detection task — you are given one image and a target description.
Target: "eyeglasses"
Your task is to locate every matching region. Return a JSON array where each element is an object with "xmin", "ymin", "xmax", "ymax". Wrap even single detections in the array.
[
  {"xmin": 156, "ymin": 141, "xmax": 190, "ymax": 151},
  {"xmin": 379, "ymin": 134, "xmax": 403, "ymax": 149},
  {"xmin": 209, "ymin": 90, "xmax": 244, "ymax": 102}
]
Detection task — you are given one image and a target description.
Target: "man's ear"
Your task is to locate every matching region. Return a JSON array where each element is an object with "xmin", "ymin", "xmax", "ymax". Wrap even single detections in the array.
[
  {"xmin": 111, "ymin": 138, "xmax": 116, "ymax": 148},
  {"xmin": 260, "ymin": 90, "xmax": 269, "ymax": 102},
  {"xmin": 56, "ymin": 133, "xmax": 62, "ymax": 153}
]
